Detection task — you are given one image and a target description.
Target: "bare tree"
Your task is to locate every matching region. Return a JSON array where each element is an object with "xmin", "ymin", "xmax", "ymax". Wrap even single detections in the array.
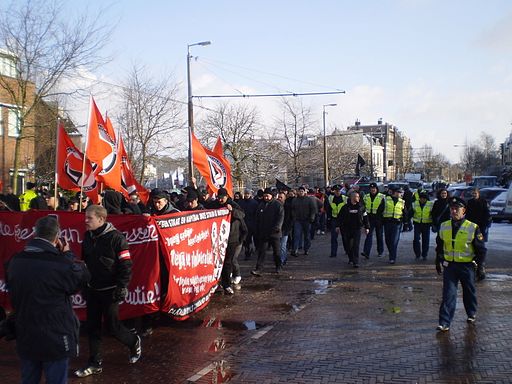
[
  {"xmin": 275, "ymin": 98, "xmax": 316, "ymax": 184},
  {"xmin": 199, "ymin": 102, "xmax": 260, "ymax": 188},
  {"xmin": 460, "ymin": 132, "xmax": 501, "ymax": 176},
  {"xmin": 0, "ymin": 0, "xmax": 111, "ymax": 193},
  {"xmin": 416, "ymin": 144, "xmax": 450, "ymax": 180},
  {"xmin": 117, "ymin": 65, "xmax": 182, "ymax": 182}
]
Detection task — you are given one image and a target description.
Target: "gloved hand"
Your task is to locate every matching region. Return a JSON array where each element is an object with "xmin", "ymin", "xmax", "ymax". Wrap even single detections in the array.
[
  {"xmin": 476, "ymin": 265, "xmax": 486, "ymax": 281},
  {"xmin": 113, "ymin": 287, "xmax": 128, "ymax": 303},
  {"xmin": 435, "ymin": 255, "xmax": 443, "ymax": 275}
]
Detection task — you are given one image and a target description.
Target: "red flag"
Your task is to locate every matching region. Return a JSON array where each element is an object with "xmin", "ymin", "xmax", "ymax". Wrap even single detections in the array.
[
  {"xmin": 56, "ymin": 121, "xmax": 99, "ymax": 202},
  {"xmin": 212, "ymin": 136, "xmax": 223, "ymax": 155},
  {"xmin": 97, "ymin": 116, "xmax": 122, "ymax": 191},
  {"xmin": 191, "ymin": 131, "xmax": 233, "ymax": 197},
  {"xmin": 85, "ymin": 97, "xmax": 120, "ymax": 192},
  {"xmin": 119, "ymin": 136, "xmax": 149, "ymax": 204}
]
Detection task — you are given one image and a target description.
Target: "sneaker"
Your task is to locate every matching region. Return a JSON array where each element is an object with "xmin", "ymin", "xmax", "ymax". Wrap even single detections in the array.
[
  {"xmin": 467, "ymin": 316, "xmax": 476, "ymax": 323},
  {"xmin": 321, "ymin": 231, "xmax": 325, "ymax": 235},
  {"xmin": 361, "ymin": 252, "xmax": 369, "ymax": 259},
  {"xmin": 378, "ymin": 254, "xmax": 383, "ymax": 258},
  {"xmin": 389, "ymin": 260, "xmax": 396, "ymax": 264},
  {"xmin": 75, "ymin": 365, "xmax": 103, "ymax": 377},
  {"xmin": 224, "ymin": 287, "xmax": 234, "ymax": 295},
  {"xmin": 129, "ymin": 335, "xmax": 142, "ymax": 363},
  {"xmin": 316, "ymin": 229, "xmax": 321, "ymax": 235},
  {"xmin": 251, "ymin": 269, "xmax": 262, "ymax": 277},
  {"xmin": 304, "ymin": 251, "xmax": 309, "ymax": 256},
  {"xmin": 436, "ymin": 324, "xmax": 450, "ymax": 332},
  {"xmin": 232, "ymin": 276, "xmax": 242, "ymax": 285}
]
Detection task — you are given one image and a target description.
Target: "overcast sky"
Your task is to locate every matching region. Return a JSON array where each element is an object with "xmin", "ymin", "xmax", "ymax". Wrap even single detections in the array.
[{"xmin": 65, "ymin": 0, "xmax": 512, "ymax": 162}]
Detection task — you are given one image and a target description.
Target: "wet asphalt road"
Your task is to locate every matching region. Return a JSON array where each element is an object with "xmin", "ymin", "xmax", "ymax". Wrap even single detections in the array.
[{"xmin": 1, "ymin": 223, "xmax": 512, "ymax": 383}]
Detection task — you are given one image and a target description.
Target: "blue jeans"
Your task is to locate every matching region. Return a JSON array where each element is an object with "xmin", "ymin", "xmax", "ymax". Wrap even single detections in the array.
[
  {"xmin": 439, "ymin": 262, "xmax": 477, "ymax": 326},
  {"xmin": 280, "ymin": 235, "xmax": 289, "ymax": 265},
  {"xmin": 293, "ymin": 220, "xmax": 311, "ymax": 253},
  {"xmin": 363, "ymin": 215, "xmax": 383, "ymax": 256},
  {"xmin": 384, "ymin": 220, "xmax": 402, "ymax": 261},
  {"xmin": 413, "ymin": 222, "xmax": 431, "ymax": 259},
  {"xmin": 20, "ymin": 357, "xmax": 69, "ymax": 384}
]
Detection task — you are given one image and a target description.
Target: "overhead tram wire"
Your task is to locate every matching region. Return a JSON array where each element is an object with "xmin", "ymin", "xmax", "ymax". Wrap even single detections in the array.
[
  {"xmin": 200, "ymin": 57, "xmax": 344, "ymax": 93},
  {"xmin": 193, "ymin": 91, "xmax": 345, "ymax": 99}
]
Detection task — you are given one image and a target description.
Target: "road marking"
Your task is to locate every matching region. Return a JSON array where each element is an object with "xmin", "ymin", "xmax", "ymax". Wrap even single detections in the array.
[
  {"xmin": 251, "ymin": 325, "xmax": 273, "ymax": 339},
  {"xmin": 186, "ymin": 363, "xmax": 215, "ymax": 382}
]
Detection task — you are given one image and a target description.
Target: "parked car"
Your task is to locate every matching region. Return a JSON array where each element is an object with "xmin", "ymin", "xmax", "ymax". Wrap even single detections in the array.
[
  {"xmin": 478, "ymin": 187, "xmax": 507, "ymax": 204},
  {"xmin": 489, "ymin": 191, "xmax": 512, "ymax": 223},
  {"xmin": 447, "ymin": 186, "xmax": 473, "ymax": 201}
]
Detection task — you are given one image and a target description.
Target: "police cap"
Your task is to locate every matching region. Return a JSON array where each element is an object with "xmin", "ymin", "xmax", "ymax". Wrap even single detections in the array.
[
  {"xmin": 369, "ymin": 182, "xmax": 378, "ymax": 189},
  {"xmin": 331, "ymin": 184, "xmax": 341, "ymax": 191},
  {"xmin": 448, "ymin": 196, "xmax": 466, "ymax": 208}
]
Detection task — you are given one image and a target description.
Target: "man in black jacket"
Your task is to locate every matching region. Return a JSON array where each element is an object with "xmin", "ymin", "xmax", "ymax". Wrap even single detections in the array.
[
  {"xmin": 8, "ymin": 215, "xmax": 90, "ymax": 384},
  {"xmin": 75, "ymin": 205, "xmax": 141, "ymax": 377},
  {"xmin": 338, "ymin": 191, "xmax": 370, "ymax": 268},
  {"xmin": 251, "ymin": 188, "xmax": 284, "ymax": 276},
  {"xmin": 465, "ymin": 188, "xmax": 491, "ymax": 242}
]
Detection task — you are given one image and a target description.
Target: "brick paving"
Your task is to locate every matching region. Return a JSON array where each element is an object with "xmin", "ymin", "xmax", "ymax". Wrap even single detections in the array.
[{"xmin": 1, "ymin": 225, "xmax": 511, "ymax": 383}]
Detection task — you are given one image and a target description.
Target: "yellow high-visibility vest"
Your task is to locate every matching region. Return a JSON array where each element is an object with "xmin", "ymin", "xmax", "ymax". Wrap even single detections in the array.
[
  {"xmin": 19, "ymin": 189, "xmax": 38, "ymax": 211},
  {"xmin": 439, "ymin": 219, "xmax": 477, "ymax": 263},
  {"xmin": 328, "ymin": 194, "xmax": 347, "ymax": 218},
  {"xmin": 412, "ymin": 201, "xmax": 433, "ymax": 223},
  {"xmin": 382, "ymin": 196, "xmax": 405, "ymax": 219},
  {"xmin": 363, "ymin": 193, "xmax": 384, "ymax": 214}
]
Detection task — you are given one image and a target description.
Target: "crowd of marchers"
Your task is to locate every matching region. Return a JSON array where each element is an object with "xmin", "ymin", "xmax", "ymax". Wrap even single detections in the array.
[{"xmin": 0, "ymin": 179, "xmax": 491, "ymax": 382}]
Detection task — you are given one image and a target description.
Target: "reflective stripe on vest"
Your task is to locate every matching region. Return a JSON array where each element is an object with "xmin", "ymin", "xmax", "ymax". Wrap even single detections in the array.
[
  {"xmin": 382, "ymin": 196, "xmax": 405, "ymax": 219},
  {"xmin": 363, "ymin": 193, "xmax": 384, "ymax": 214},
  {"xmin": 412, "ymin": 201, "xmax": 433, "ymax": 223},
  {"xmin": 328, "ymin": 194, "xmax": 346, "ymax": 218},
  {"xmin": 439, "ymin": 220, "xmax": 477, "ymax": 263}
]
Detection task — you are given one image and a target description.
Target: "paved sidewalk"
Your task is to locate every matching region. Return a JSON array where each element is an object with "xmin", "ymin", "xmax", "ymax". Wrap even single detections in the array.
[{"xmin": 1, "ymin": 225, "xmax": 511, "ymax": 383}]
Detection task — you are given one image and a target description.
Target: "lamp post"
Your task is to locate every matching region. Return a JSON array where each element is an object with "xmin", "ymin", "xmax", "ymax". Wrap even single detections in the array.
[
  {"xmin": 187, "ymin": 40, "xmax": 211, "ymax": 181},
  {"xmin": 322, "ymin": 103, "xmax": 337, "ymax": 186}
]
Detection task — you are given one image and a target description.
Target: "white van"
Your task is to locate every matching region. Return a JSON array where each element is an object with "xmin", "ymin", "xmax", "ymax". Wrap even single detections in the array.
[{"xmin": 505, "ymin": 183, "xmax": 512, "ymax": 216}]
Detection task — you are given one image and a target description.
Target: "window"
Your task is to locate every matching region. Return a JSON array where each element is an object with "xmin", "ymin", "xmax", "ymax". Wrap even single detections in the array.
[
  {"xmin": 8, "ymin": 109, "xmax": 20, "ymax": 137},
  {"xmin": 0, "ymin": 54, "xmax": 16, "ymax": 78}
]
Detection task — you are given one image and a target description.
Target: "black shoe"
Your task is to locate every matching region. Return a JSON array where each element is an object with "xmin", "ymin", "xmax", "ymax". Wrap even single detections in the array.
[
  {"xmin": 251, "ymin": 269, "xmax": 262, "ymax": 277},
  {"xmin": 75, "ymin": 365, "xmax": 102, "ymax": 377},
  {"xmin": 275, "ymin": 266, "xmax": 282, "ymax": 274},
  {"xmin": 361, "ymin": 252, "xmax": 369, "ymax": 260},
  {"xmin": 304, "ymin": 251, "xmax": 309, "ymax": 256},
  {"xmin": 129, "ymin": 335, "xmax": 142, "ymax": 363},
  {"xmin": 291, "ymin": 251, "xmax": 298, "ymax": 257},
  {"xmin": 353, "ymin": 264, "xmax": 359, "ymax": 268},
  {"xmin": 329, "ymin": 254, "xmax": 336, "ymax": 258}
]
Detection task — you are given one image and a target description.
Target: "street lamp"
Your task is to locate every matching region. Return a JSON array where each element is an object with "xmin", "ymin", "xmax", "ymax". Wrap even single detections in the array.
[
  {"xmin": 322, "ymin": 103, "xmax": 337, "ymax": 186},
  {"xmin": 187, "ymin": 40, "xmax": 211, "ymax": 181}
]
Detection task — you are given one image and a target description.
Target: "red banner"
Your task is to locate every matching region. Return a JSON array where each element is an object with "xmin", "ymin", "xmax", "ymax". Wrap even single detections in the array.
[
  {"xmin": 0, "ymin": 209, "xmax": 231, "ymax": 321},
  {"xmin": 155, "ymin": 208, "xmax": 230, "ymax": 319},
  {"xmin": 0, "ymin": 211, "xmax": 160, "ymax": 320}
]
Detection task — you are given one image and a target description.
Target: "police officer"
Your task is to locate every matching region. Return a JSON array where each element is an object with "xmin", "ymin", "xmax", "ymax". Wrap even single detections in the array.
[
  {"xmin": 362, "ymin": 182, "xmax": 384, "ymax": 258},
  {"xmin": 435, "ymin": 197, "xmax": 487, "ymax": 332},
  {"xmin": 411, "ymin": 191, "xmax": 433, "ymax": 260},
  {"xmin": 325, "ymin": 184, "xmax": 347, "ymax": 258},
  {"xmin": 382, "ymin": 186, "xmax": 407, "ymax": 264}
]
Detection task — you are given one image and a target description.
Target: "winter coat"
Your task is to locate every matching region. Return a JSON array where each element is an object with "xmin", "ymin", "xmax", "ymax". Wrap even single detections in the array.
[
  {"xmin": 82, "ymin": 222, "xmax": 132, "ymax": 290},
  {"xmin": 291, "ymin": 196, "xmax": 317, "ymax": 223},
  {"xmin": 7, "ymin": 238, "xmax": 90, "ymax": 361},
  {"xmin": 256, "ymin": 198, "xmax": 284, "ymax": 240}
]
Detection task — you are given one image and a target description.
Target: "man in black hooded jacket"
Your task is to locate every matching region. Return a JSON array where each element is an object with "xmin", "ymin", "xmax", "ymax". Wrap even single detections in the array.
[{"xmin": 8, "ymin": 215, "xmax": 90, "ymax": 384}]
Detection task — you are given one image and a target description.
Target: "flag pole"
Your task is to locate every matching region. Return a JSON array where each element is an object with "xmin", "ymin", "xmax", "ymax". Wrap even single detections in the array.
[
  {"xmin": 79, "ymin": 95, "xmax": 93, "ymax": 212},
  {"xmin": 53, "ymin": 118, "xmax": 61, "ymax": 211}
]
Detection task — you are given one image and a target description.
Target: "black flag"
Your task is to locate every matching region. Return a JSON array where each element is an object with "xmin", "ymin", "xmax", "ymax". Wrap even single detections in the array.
[
  {"xmin": 355, "ymin": 154, "xmax": 366, "ymax": 176},
  {"xmin": 276, "ymin": 178, "xmax": 291, "ymax": 192}
]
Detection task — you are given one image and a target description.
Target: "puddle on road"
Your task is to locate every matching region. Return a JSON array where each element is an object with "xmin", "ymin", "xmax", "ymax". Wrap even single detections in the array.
[
  {"xmin": 486, "ymin": 273, "xmax": 512, "ymax": 281},
  {"xmin": 209, "ymin": 360, "xmax": 234, "ymax": 383},
  {"xmin": 313, "ymin": 279, "xmax": 334, "ymax": 294},
  {"xmin": 402, "ymin": 286, "xmax": 424, "ymax": 293}
]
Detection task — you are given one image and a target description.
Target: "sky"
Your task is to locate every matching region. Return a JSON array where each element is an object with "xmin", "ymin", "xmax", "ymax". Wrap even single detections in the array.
[{"xmin": 63, "ymin": 0, "xmax": 512, "ymax": 163}]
